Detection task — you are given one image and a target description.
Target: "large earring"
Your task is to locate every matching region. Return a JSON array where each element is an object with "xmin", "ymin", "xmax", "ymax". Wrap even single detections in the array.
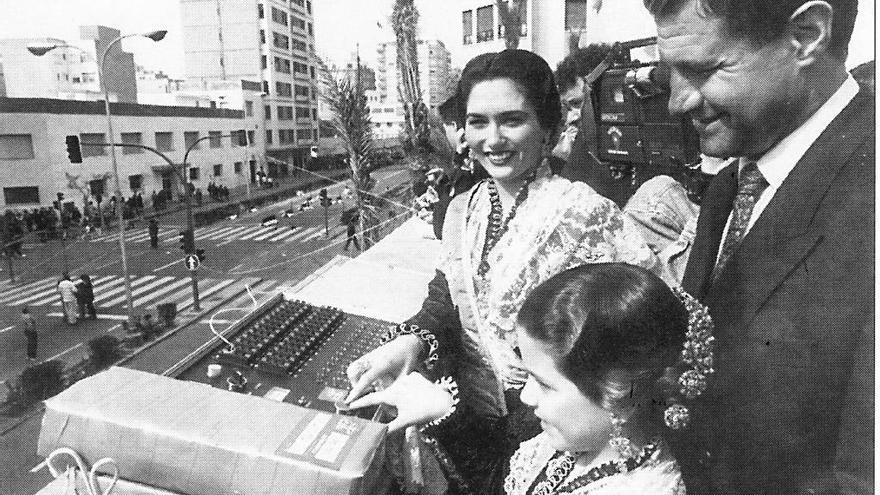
[
  {"xmin": 464, "ymin": 148, "xmax": 476, "ymax": 172},
  {"xmin": 608, "ymin": 413, "xmax": 639, "ymax": 459}
]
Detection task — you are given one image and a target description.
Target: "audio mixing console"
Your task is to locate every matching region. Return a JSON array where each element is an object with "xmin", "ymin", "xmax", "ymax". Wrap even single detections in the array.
[{"xmin": 174, "ymin": 295, "xmax": 392, "ymax": 420}]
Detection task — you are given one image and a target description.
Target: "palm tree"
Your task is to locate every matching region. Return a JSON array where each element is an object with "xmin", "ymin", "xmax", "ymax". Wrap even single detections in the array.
[
  {"xmin": 319, "ymin": 58, "xmax": 379, "ymax": 248},
  {"xmin": 391, "ymin": 0, "xmax": 432, "ymax": 159}
]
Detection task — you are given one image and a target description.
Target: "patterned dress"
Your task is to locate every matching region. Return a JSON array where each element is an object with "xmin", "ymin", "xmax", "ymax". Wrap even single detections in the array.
[
  {"xmin": 506, "ymin": 433, "xmax": 686, "ymax": 495},
  {"xmin": 405, "ymin": 162, "xmax": 666, "ymax": 494}
]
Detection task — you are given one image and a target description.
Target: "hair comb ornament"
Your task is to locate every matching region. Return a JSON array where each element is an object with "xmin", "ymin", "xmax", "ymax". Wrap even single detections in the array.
[{"xmin": 665, "ymin": 287, "xmax": 715, "ymax": 430}]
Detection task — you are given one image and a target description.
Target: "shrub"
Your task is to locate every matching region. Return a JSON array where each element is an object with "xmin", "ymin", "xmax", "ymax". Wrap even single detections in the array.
[
  {"xmin": 19, "ymin": 360, "xmax": 66, "ymax": 404},
  {"xmin": 88, "ymin": 335, "xmax": 123, "ymax": 369}
]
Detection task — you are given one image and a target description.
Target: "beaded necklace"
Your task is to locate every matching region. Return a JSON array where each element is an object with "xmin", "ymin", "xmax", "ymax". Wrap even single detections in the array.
[
  {"xmin": 477, "ymin": 169, "xmax": 538, "ymax": 277},
  {"xmin": 523, "ymin": 439, "xmax": 659, "ymax": 495}
]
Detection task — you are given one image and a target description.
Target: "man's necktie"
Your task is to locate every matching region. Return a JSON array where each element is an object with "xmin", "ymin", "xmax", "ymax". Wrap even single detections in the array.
[{"xmin": 712, "ymin": 161, "xmax": 769, "ymax": 283}]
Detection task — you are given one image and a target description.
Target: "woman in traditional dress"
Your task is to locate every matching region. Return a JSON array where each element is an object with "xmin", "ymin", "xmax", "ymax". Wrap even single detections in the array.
[
  {"xmin": 504, "ymin": 262, "xmax": 713, "ymax": 494},
  {"xmin": 346, "ymin": 49, "xmax": 665, "ymax": 494}
]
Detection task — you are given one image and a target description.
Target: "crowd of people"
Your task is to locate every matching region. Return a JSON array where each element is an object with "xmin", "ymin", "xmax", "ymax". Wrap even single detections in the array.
[{"xmin": 348, "ymin": 0, "xmax": 872, "ymax": 493}]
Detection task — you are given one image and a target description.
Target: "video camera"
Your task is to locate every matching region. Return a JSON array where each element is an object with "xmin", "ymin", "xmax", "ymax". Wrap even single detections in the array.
[{"xmin": 585, "ymin": 37, "xmax": 710, "ymax": 202}]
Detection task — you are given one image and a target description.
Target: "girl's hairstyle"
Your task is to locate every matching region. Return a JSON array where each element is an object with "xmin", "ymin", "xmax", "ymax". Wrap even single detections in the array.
[
  {"xmin": 517, "ymin": 263, "xmax": 688, "ymax": 415},
  {"xmin": 455, "ymin": 49, "xmax": 562, "ymax": 137}
]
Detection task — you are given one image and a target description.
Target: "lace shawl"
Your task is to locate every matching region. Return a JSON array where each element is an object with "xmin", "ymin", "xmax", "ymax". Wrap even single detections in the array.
[
  {"xmin": 506, "ymin": 433, "xmax": 686, "ymax": 495},
  {"xmin": 439, "ymin": 165, "xmax": 662, "ymax": 389}
]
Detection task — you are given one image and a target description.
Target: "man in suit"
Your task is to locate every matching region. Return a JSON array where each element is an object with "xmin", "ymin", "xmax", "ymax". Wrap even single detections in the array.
[{"xmin": 642, "ymin": 0, "xmax": 874, "ymax": 493}]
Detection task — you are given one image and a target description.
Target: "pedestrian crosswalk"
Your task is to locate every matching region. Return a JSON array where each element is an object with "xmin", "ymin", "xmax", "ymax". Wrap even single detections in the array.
[
  {"xmin": 87, "ymin": 224, "xmax": 341, "ymax": 245},
  {"xmin": 0, "ymin": 274, "xmax": 246, "ymax": 310}
]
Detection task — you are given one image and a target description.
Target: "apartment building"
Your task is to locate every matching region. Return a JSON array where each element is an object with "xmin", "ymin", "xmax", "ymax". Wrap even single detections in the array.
[
  {"xmin": 370, "ymin": 39, "xmax": 452, "ymax": 140},
  {"xmin": 0, "ymin": 98, "xmax": 256, "ymax": 210},
  {"xmin": 180, "ymin": 0, "xmax": 320, "ymax": 176}
]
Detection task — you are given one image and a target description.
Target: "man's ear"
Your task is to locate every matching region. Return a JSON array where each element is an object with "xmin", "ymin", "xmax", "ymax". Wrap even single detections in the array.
[{"xmin": 787, "ymin": 0, "xmax": 834, "ymax": 66}]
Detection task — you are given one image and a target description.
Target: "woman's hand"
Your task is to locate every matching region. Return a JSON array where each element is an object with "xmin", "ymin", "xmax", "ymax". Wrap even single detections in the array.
[
  {"xmin": 347, "ymin": 372, "xmax": 455, "ymax": 433},
  {"xmin": 345, "ymin": 333, "xmax": 424, "ymax": 403}
]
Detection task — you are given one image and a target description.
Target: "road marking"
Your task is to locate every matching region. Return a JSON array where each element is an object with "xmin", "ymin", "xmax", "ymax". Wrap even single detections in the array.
[
  {"xmin": 289, "ymin": 226, "xmax": 321, "ymax": 242},
  {"xmin": 0, "ymin": 325, "xmax": 14, "ymax": 334},
  {"xmin": 100, "ymin": 276, "xmax": 175, "ymax": 307},
  {"xmin": 201, "ymin": 319, "xmax": 233, "ymax": 324},
  {"xmin": 152, "ymin": 258, "xmax": 182, "ymax": 273},
  {"xmin": 204, "ymin": 225, "xmax": 251, "ymax": 240},
  {"xmin": 253, "ymin": 227, "xmax": 283, "ymax": 241},
  {"xmin": 238, "ymin": 225, "xmax": 275, "ymax": 240},
  {"xmin": 195, "ymin": 226, "xmax": 234, "ymax": 240},
  {"xmin": 266, "ymin": 228, "xmax": 301, "ymax": 242},
  {"xmin": 92, "ymin": 276, "xmax": 157, "ymax": 305},
  {"xmin": 106, "ymin": 324, "xmax": 122, "ymax": 333},
  {"xmin": 46, "ymin": 343, "xmax": 83, "ymax": 363},
  {"xmin": 130, "ymin": 277, "xmax": 191, "ymax": 307},
  {"xmin": 46, "ymin": 312, "xmax": 129, "ymax": 321}
]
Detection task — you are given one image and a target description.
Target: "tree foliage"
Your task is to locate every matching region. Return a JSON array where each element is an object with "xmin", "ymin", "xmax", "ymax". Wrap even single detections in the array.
[
  {"xmin": 391, "ymin": 0, "xmax": 433, "ymax": 160},
  {"xmin": 496, "ymin": 0, "xmax": 523, "ymax": 50},
  {"xmin": 319, "ymin": 58, "xmax": 379, "ymax": 248}
]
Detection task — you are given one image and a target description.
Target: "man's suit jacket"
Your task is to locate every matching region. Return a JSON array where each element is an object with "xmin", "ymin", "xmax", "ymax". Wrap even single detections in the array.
[{"xmin": 675, "ymin": 88, "xmax": 874, "ymax": 495}]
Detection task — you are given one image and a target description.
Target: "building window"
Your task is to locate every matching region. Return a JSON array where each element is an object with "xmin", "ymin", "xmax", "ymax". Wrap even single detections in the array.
[
  {"xmin": 213, "ymin": 164, "xmax": 223, "ymax": 177},
  {"xmin": 262, "ymin": 80, "xmax": 270, "ymax": 94},
  {"xmin": 278, "ymin": 105, "xmax": 293, "ymax": 120},
  {"xmin": 266, "ymin": 130, "xmax": 273, "ymax": 144},
  {"xmin": 275, "ymin": 81, "xmax": 292, "ymax": 97},
  {"xmin": 128, "ymin": 174, "xmax": 143, "ymax": 191},
  {"xmin": 184, "ymin": 131, "xmax": 200, "ymax": 150},
  {"xmin": 306, "ymin": 1, "xmax": 312, "ymax": 14},
  {"xmin": 295, "ymin": 84, "xmax": 310, "ymax": 98},
  {"xmin": 476, "ymin": 5, "xmax": 494, "ymax": 42},
  {"xmin": 292, "ymin": 15, "xmax": 306, "ymax": 31},
  {"xmin": 209, "ymin": 131, "xmax": 222, "ymax": 148},
  {"xmin": 275, "ymin": 56, "xmax": 291, "ymax": 74},
  {"xmin": 258, "ymin": 3, "xmax": 264, "ymax": 18},
  {"xmin": 247, "ymin": 130, "xmax": 255, "ymax": 145},
  {"xmin": 234, "ymin": 161, "xmax": 243, "ymax": 174},
  {"xmin": 259, "ymin": 29, "xmax": 265, "ymax": 44},
  {"xmin": 120, "ymin": 132, "xmax": 143, "ymax": 154},
  {"xmin": 3, "ymin": 186, "xmax": 39, "ymax": 205},
  {"xmin": 292, "ymin": 0, "xmax": 304, "ymax": 6},
  {"xmin": 293, "ymin": 61, "xmax": 308, "ymax": 75},
  {"xmin": 307, "ymin": 22, "xmax": 313, "ymax": 36},
  {"xmin": 462, "ymin": 10, "xmax": 473, "ymax": 44},
  {"xmin": 565, "ymin": 0, "xmax": 587, "ymax": 31},
  {"xmin": 296, "ymin": 107, "xmax": 311, "ymax": 119},
  {"xmin": 309, "ymin": 65, "xmax": 315, "ymax": 79},
  {"xmin": 292, "ymin": 38, "xmax": 307, "ymax": 52},
  {"xmin": 273, "ymin": 32, "xmax": 290, "ymax": 50},
  {"xmin": 271, "ymin": 6, "xmax": 288, "ymax": 25},
  {"xmin": 80, "ymin": 133, "xmax": 107, "ymax": 157},
  {"xmin": 245, "ymin": 100, "xmax": 254, "ymax": 116},
  {"xmin": 0, "ymin": 134, "xmax": 35, "ymax": 160},
  {"xmin": 312, "ymin": 129, "xmax": 318, "ymax": 140},
  {"xmin": 261, "ymin": 55, "xmax": 267, "ymax": 70},
  {"xmin": 189, "ymin": 167, "xmax": 200, "ymax": 181},
  {"xmin": 155, "ymin": 132, "xmax": 174, "ymax": 151},
  {"xmin": 264, "ymin": 105, "xmax": 271, "ymax": 120}
]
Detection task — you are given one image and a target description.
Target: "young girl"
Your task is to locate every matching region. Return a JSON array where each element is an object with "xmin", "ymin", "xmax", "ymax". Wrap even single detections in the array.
[{"xmin": 505, "ymin": 262, "xmax": 713, "ymax": 494}]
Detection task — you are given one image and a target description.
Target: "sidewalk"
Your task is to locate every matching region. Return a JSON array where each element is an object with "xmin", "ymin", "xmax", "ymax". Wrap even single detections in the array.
[{"xmin": 143, "ymin": 167, "xmax": 351, "ymax": 228}]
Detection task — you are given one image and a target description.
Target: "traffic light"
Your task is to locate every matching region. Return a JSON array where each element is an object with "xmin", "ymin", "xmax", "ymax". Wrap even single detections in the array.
[
  {"xmin": 179, "ymin": 229, "xmax": 195, "ymax": 253},
  {"xmin": 195, "ymin": 248, "xmax": 206, "ymax": 263},
  {"xmin": 319, "ymin": 188, "xmax": 331, "ymax": 207},
  {"xmin": 65, "ymin": 135, "xmax": 83, "ymax": 163},
  {"xmin": 53, "ymin": 192, "xmax": 64, "ymax": 210}
]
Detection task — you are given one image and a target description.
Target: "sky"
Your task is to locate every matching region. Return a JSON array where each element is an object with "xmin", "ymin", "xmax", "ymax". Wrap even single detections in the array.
[{"xmin": 0, "ymin": 0, "xmax": 874, "ymax": 77}]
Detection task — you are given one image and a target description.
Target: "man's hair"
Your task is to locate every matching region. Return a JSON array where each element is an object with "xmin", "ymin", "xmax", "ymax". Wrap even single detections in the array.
[
  {"xmin": 555, "ymin": 43, "xmax": 613, "ymax": 93},
  {"xmin": 644, "ymin": 0, "xmax": 857, "ymax": 59}
]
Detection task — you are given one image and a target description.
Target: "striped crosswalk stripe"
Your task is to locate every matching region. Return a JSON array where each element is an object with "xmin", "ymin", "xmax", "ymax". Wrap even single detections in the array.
[
  {"xmin": 0, "ymin": 277, "xmax": 55, "ymax": 304},
  {"xmin": 9, "ymin": 275, "xmax": 115, "ymax": 307},
  {"xmin": 265, "ymin": 228, "xmax": 301, "ymax": 242},
  {"xmin": 238, "ymin": 225, "xmax": 276, "ymax": 240},
  {"xmin": 129, "ymin": 277, "xmax": 192, "ymax": 307},
  {"xmin": 203, "ymin": 225, "xmax": 252, "ymax": 240},
  {"xmin": 91, "ymin": 276, "xmax": 158, "ymax": 305},
  {"xmin": 288, "ymin": 226, "xmax": 322, "ymax": 243},
  {"xmin": 252, "ymin": 227, "xmax": 286, "ymax": 241},
  {"xmin": 302, "ymin": 228, "xmax": 326, "ymax": 242},
  {"xmin": 98, "ymin": 275, "xmax": 175, "ymax": 307},
  {"xmin": 194, "ymin": 226, "xmax": 235, "ymax": 240}
]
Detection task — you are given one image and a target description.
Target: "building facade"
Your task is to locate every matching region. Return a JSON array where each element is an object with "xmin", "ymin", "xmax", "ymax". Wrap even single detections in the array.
[
  {"xmin": 370, "ymin": 39, "xmax": 452, "ymax": 140},
  {"xmin": 180, "ymin": 0, "xmax": 320, "ymax": 176},
  {"xmin": 0, "ymin": 98, "xmax": 256, "ymax": 210},
  {"xmin": 0, "ymin": 25, "xmax": 139, "ymax": 103}
]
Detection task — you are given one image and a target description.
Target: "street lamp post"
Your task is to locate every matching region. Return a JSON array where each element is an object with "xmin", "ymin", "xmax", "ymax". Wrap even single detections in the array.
[{"xmin": 29, "ymin": 30, "xmax": 166, "ymax": 326}]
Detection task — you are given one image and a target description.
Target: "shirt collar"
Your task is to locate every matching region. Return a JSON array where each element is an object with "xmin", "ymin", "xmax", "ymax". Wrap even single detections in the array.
[{"xmin": 743, "ymin": 75, "xmax": 859, "ymax": 189}]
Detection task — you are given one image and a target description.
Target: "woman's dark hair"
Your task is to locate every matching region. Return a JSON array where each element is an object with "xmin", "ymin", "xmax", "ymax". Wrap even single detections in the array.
[
  {"xmin": 517, "ymin": 263, "xmax": 687, "ymax": 413},
  {"xmin": 455, "ymin": 49, "xmax": 562, "ymax": 137}
]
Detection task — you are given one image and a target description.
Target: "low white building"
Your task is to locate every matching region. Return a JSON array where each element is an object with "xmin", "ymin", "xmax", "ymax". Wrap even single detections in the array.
[{"xmin": 0, "ymin": 97, "xmax": 262, "ymax": 210}]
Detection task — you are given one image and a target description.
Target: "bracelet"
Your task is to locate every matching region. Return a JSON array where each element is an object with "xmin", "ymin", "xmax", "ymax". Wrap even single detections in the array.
[
  {"xmin": 419, "ymin": 376, "xmax": 459, "ymax": 434},
  {"xmin": 381, "ymin": 323, "xmax": 439, "ymax": 369}
]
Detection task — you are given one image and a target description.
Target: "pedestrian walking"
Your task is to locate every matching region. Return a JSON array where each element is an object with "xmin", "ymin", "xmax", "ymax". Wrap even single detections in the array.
[
  {"xmin": 21, "ymin": 307, "xmax": 37, "ymax": 362},
  {"xmin": 343, "ymin": 213, "xmax": 360, "ymax": 252},
  {"xmin": 148, "ymin": 218, "xmax": 159, "ymax": 249},
  {"xmin": 76, "ymin": 274, "xmax": 97, "ymax": 320},
  {"xmin": 57, "ymin": 272, "xmax": 78, "ymax": 325}
]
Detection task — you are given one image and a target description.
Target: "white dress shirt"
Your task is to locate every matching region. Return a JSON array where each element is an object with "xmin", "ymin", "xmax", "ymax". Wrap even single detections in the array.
[{"xmin": 719, "ymin": 75, "xmax": 859, "ymax": 248}]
